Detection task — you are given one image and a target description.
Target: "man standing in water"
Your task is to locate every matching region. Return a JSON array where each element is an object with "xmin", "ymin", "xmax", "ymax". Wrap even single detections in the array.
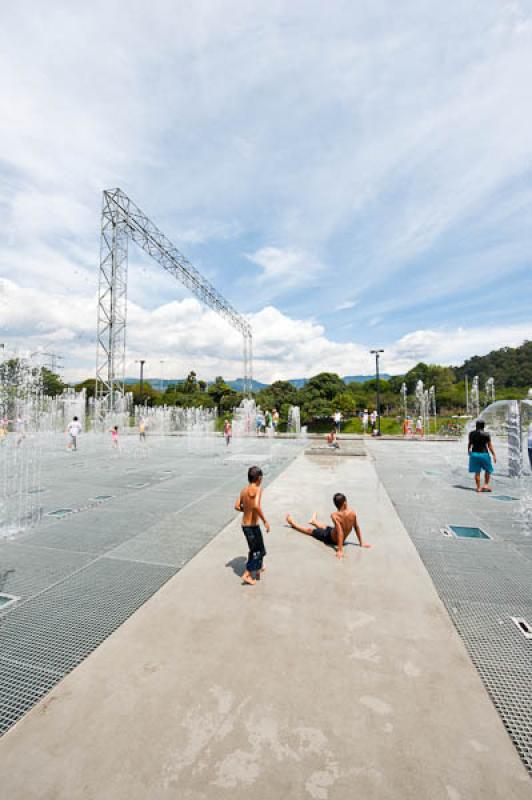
[{"xmin": 468, "ymin": 420, "xmax": 497, "ymax": 492}]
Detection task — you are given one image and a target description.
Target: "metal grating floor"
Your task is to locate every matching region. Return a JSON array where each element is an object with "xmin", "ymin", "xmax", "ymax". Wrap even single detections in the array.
[
  {"xmin": 0, "ymin": 436, "xmax": 300, "ymax": 736},
  {"xmin": 370, "ymin": 439, "xmax": 532, "ymax": 774}
]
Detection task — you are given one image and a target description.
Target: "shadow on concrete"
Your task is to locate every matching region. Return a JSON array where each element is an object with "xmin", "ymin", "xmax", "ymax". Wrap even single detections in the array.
[
  {"xmin": 452, "ymin": 484, "xmax": 477, "ymax": 492},
  {"xmin": 225, "ymin": 556, "xmax": 246, "ymax": 577}
]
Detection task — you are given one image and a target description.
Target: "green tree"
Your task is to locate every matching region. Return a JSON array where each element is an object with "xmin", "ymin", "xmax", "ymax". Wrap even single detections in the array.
[
  {"xmin": 75, "ymin": 378, "xmax": 97, "ymax": 398},
  {"xmin": 208, "ymin": 376, "xmax": 233, "ymax": 405},
  {"xmin": 182, "ymin": 371, "xmax": 198, "ymax": 393},
  {"xmin": 42, "ymin": 368, "xmax": 65, "ymax": 396}
]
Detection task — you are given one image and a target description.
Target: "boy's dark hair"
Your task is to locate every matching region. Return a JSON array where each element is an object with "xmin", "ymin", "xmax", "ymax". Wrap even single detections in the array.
[
  {"xmin": 73, "ymin": 416, "xmax": 78, "ymax": 421},
  {"xmin": 333, "ymin": 492, "xmax": 347, "ymax": 509},
  {"xmin": 248, "ymin": 465, "xmax": 263, "ymax": 483},
  {"xmin": 114, "ymin": 425, "xmax": 118, "ymax": 431},
  {"xmin": 475, "ymin": 420, "xmax": 485, "ymax": 431}
]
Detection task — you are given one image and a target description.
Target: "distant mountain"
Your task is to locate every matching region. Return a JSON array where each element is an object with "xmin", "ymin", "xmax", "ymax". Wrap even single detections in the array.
[
  {"xmin": 343, "ymin": 374, "xmax": 391, "ymax": 384},
  {"xmin": 227, "ymin": 378, "xmax": 269, "ymax": 392},
  {"xmin": 283, "ymin": 375, "xmax": 391, "ymax": 388},
  {"xmin": 124, "ymin": 375, "xmax": 392, "ymax": 391}
]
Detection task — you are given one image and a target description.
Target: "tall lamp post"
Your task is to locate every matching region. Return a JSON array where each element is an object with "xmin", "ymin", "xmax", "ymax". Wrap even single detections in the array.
[{"xmin": 370, "ymin": 349, "xmax": 384, "ymax": 436}]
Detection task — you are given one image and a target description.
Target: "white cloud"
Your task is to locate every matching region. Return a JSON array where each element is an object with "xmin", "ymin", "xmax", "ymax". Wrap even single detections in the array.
[
  {"xmin": 2, "ymin": 278, "xmax": 531, "ymax": 384},
  {"xmin": 388, "ymin": 324, "xmax": 532, "ymax": 373},
  {"xmin": 245, "ymin": 247, "xmax": 322, "ymax": 288},
  {"xmin": 1, "ymin": 1, "xmax": 532, "ymax": 379}
]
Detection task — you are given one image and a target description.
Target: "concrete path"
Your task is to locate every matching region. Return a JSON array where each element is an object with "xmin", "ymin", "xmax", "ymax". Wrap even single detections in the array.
[{"xmin": 1, "ymin": 454, "xmax": 530, "ymax": 799}]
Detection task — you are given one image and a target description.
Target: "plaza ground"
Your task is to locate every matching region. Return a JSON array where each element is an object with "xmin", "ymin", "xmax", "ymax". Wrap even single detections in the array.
[{"xmin": 0, "ymin": 436, "xmax": 530, "ymax": 798}]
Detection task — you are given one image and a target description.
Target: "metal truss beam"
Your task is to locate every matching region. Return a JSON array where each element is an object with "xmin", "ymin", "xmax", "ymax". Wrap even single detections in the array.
[{"xmin": 96, "ymin": 188, "xmax": 253, "ymax": 406}]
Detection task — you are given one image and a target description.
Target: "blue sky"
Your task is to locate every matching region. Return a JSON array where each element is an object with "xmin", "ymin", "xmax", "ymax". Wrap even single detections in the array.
[{"xmin": 1, "ymin": 1, "xmax": 532, "ymax": 383}]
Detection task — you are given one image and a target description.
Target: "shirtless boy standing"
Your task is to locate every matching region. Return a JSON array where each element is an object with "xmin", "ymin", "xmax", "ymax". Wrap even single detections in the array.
[
  {"xmin": 234, "ymin": 465, "xmax": 270, "ymax": 585},
  {"xmin": 286, "ymin": 493, "xmax": 370, "ymax": 559}
]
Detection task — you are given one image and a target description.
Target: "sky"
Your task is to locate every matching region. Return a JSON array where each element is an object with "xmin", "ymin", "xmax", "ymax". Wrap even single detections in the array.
[{"xmin": 1, "ymin": 0, "xmax": 532, "ymax": 384}]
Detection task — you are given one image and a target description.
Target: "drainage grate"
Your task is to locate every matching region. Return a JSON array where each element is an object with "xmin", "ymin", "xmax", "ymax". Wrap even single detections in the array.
[
  {"xmin": 447, "ymin": 525, "xmax": 491, "ymax": 540},
  {"xmin": 0, "ymin": 559, "xmax": 176, "ymax": 734},
  {"xmin": 92, "ymin": 495, "xmax": 114, "ymax": 502},
  {"xmin": 492, "ymin": 495, "xmax": 518, "ymax": 502},
  {"xmin": 0, "ymin": 594, "xmax": 19, "ymax": 611},
  {"xmin": 47, "ymin": 508, "xmax": 74, "ymax": 518},
  {"xmin": 27, "ymin": 488, "xmax": 46, "ymax": 495}
]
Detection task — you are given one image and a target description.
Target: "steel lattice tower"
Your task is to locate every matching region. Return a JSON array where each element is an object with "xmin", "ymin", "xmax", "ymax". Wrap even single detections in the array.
[{"xmin": 96, "ymin": 188, "xmax": 253, "ymax": 407}]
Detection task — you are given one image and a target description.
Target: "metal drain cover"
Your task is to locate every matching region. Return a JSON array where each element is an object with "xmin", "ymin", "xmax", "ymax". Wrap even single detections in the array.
[
  {"xmin": 0, "ymin": 593, "xmax": 19, "ymax": 611},
  {"xmin": 510, "ymin": 617, "xmax": 532, "ymax": 639},
  {"xmin": 47, "ymin": 508, "xmax": 74, "ymax": 518},
  {"xmin": 447, "ymin": 525, "xmax": 491, "ymax": 540}
]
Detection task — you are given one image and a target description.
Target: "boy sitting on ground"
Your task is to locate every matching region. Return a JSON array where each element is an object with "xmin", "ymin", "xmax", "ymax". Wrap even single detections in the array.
[
  {"xmin": 286, "ymin": 493, "xmax": 370, "ymax": 559},
  {"xmin": 234, "ymin": 465, "xmax": 270, "ymax": 585}
]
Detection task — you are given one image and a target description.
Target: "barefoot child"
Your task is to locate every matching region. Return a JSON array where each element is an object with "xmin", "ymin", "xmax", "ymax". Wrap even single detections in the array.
[
  {"xmin": 224, "ymin": 418, "xmax": 232, "ymax": 446},
  {"xmin": 234, "ymin": 465, "xmax": 270, "ymax": 585},
  {"xmin": 286, "ymin": 492, "xmax": 370, "ymax": 559},
  {"xmin": 109, "ymin": 425, "xmax": 120, "ymax": 450}
]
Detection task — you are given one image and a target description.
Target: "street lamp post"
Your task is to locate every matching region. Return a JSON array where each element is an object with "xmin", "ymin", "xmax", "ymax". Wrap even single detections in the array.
[{"xmin": 370, "ymin": 349, "xmax": 384, "ymax": 436}]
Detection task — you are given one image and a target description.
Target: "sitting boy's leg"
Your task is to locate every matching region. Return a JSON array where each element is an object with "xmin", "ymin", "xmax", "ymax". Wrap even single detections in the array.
[
  {"xmin": 309, "ymin": 511, "xmax": 326, "ymax": 528},
  {"xmin": 286, "ymin": 514, "xmax": 313, "ymax": 535}
]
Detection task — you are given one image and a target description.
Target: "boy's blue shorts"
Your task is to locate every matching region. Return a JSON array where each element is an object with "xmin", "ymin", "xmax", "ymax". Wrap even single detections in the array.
[{"xmin": 468, "ymin": 452, "xmax": 493, "ymax": 474}]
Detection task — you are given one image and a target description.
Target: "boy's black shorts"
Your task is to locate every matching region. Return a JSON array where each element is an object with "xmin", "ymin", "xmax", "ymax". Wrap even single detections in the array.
[
  {"xmin": 312, "ymin": 526, "xmax": 335, "ymax": 545},
  {"xmin": 242, "ymin": 525, "xmax": 266, "ymax": 571}
]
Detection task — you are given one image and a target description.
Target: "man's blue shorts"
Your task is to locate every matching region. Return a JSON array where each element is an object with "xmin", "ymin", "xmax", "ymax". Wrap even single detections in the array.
[{"xmin": 468, "ymin": 452, "xmax": 493, "ymax": 474}]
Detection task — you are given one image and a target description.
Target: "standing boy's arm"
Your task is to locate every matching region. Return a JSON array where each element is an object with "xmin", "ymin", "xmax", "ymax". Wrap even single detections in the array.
[
  {"xmin": 234, "ymin": 491, "xmax": 243, "ymax": 512},
  {"xmin": 254, "ymin": 487, "xmax": 270, "ymax": 532}
]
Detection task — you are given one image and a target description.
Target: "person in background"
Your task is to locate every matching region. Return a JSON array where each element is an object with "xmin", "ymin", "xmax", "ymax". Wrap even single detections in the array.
[
  {"xmin": 415, "ymin": 416, "xmax": 424, "ymax": 437},
  {"xmin": 66, "ymin": 415, "xmax": 82, "ymax": 451},
  {"xmin": 362, "ymin": 409, "xmax": 369, "ymax": 434},
  {"xmin": 224, "ymin": 418, "xmax": 232, "ymax": 446},
  {"xmin": 139, "ymin": 418, "xmax": 146, "ymax": 442},
  {"xmin": 109, "ymin": 425, "xmax": 120, "ymax": 450},
  {"xmin": 468, "ymin": 420, "xmax": 496, "ymax": 492},
  {"xmin": 333, "ymin": 410, "xmax": 342, "ymax": 432},
  {"xmin": 527, "ymin": 423, "xmax": 532, "ymax": 470}
]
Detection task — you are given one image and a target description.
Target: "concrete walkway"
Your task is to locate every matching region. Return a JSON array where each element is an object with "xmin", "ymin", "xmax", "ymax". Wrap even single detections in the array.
[{"xmin": 1, "ymin": 454, "xmax": 530, "ymax": 799}]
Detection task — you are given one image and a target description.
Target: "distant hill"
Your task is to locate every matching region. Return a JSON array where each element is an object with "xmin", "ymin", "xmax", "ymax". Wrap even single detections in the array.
[
  {"xmin": 226, "ymin": 378, "xmax": 269, "ymax": 392},
  {"xmin": 124, "ymin": 375, "xmax": 391, "ymax": 391},
  {"xmin": 454, "ymin": 340, "xmax": 532, "ymax": 388},
  {"xmin": 343, "ymin": 374, "xmax": 391, "ymax": 384}
]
